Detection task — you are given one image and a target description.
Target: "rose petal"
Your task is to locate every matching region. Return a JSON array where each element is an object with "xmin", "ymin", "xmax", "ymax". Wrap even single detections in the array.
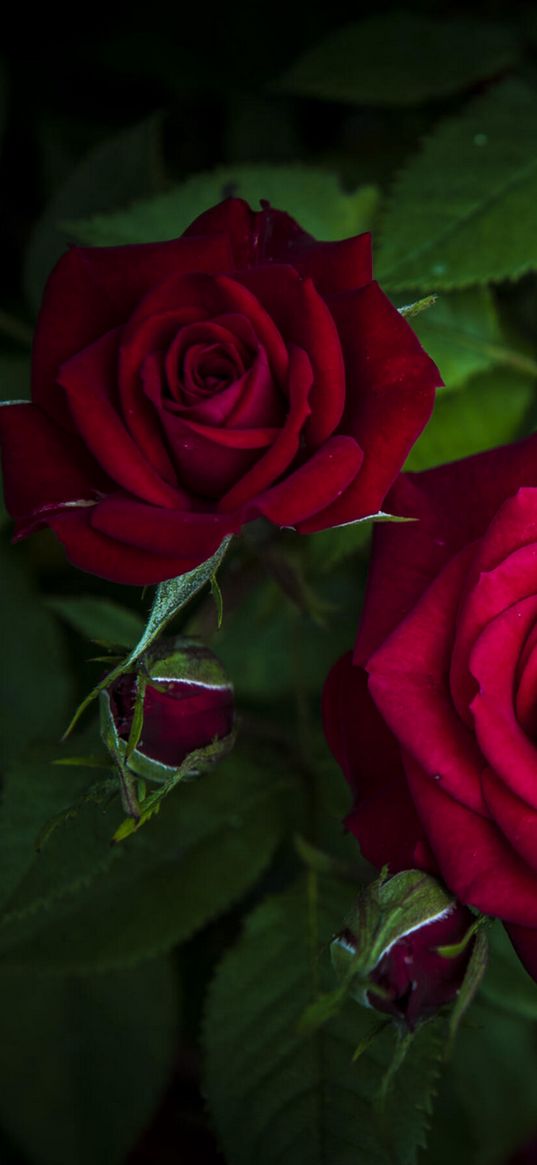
[
  {"xmin": 48, "ymin": 505, "xmax": 217, "ymax": 586},
  {"xmin": 59, "ymin": 330, "xmax": 186, "ymax": 508},
  {"xmin": 298, "ymin": 282, "xmax": 440, "ymax": 532},
  {"xmin": 482, "ymin": 767, "xmax": 537, "ymax": 875},
  {"xmin": 127, "ymin": 272, "xmax": 289, "ymax": 386},
  {"xmin": 118, "ymin": 307, "xmax": 206, "ymax": 478},
  {"xmin": 0, "ymin": 401, "xmax": 105, "ymax": 526},
  {"xmin": 288, "ymin": 233, "xmax": 373, "ymax": 295},
  {"xmin": 217, "ymin": 345, "xmax": 314, "ymax": 512},
  {"xmin": 90, "ymin": 495, "xmax": 233, "ymax": 558},
  {"xmin": 450, "ymin": 491, "xmax": 537, "ymax": 723},
  {"xmin": 404, "ymin": 753, "xmax": 537, "ymax": 926},
  {"xmin": 142, "ymin": 347, "xmax": 280, "ymax": 498},
  {"xmin": 469, "ymin": 595, "xmax": 537, "ymax": 811},
  {"xmin": 251, "ymin": 434, "xmax": 363, "ymax": 527},
  {"xmin": 323, "ymin": 655, "xmax": 426, "ymax": 871},
  {"xmin": 237, "ymin": 267, "xmax": 346, "ymax": 446},
  {"xmin": 354, "ymin": 434, "xmax": 537, "ymax": 665},
  {"xmin": 33, "ymin": 234, "xmax": 234, "ymax": 427},
  {"xmin": 515, "ymin": 622, "xmax": 537, "ymax": 735},
  {"xmin": 506, "ymin": 923, "xmax": 537, "ymax": 982},
  {"xmin": 368, "ymin": 547, "xmax": 487, "ymax": 814},
  {"xmin": 182, "ymin": 198, "xmax": 313, "ymax": 266}
]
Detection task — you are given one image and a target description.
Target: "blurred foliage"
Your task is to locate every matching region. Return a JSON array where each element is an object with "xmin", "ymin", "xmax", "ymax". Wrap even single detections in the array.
[{"xmin": 1, "ymin": 3, "xmax": 537, "ymax": 1162}]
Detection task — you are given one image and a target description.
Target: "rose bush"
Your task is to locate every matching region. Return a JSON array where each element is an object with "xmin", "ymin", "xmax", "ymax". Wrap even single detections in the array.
[
  {"xmin": 0, "ymin": 198, "xmax": 439, "ymax": 585},
  {"xmin": 324, "ymin": 434, "xmax": 537, "ymax": 980}
]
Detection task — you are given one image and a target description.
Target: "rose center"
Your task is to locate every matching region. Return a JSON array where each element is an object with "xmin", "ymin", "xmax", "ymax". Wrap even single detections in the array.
[{"xmin": 182, "ymin": 342, "xmax": 244, "ymax": 399}]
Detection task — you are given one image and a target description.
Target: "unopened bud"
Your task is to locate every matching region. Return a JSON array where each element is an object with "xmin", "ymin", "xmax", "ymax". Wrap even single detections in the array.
[
  {"xmin": 331, "ymin": 870, "xmax": 476, "ymax": 1030},
  {"xmin": 100, "ymin": 636, "xmax": 235, "ymax": 782}
]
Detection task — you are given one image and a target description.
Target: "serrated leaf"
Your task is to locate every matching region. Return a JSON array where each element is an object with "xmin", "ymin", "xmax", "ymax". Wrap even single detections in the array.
[
  {"xmin": 0, "ymin": 746, "xmax": 291, "ymax": 972},
  {"xmin": 46, "ymin": 594, "xmax": 145, "ymax": 648},
  {"xmin": 377, "ymin": 81, "xmax": 537, "ymax": 290},
  {"xmin": 277, "ymin": 14, "xmax": 518, "ymax": 106},
  {"xmin": 204, "ymin": 875, "xmax": 444, "ymax": 1165},
  {"xmin": 407, "ymin": 288, "xmax": 508, "ymax": 390},
  {"xmin": 405, "ymin": 365, "xmax": 535, "ymax": 472},
  {"xmin": 24, "ymin": 115, "xmax": 162, "ymax": 311},
  {"xmin": 422, "ymin": 997, "xmax": 537, "ymax": 1165},
  {"xmin": 0, "ymin": 747, "xmax": 120, "ymax": 925},
  {"xmin": 67, "ymin": 164, "xmax": 378, "ymax": 246},
  {"xmin": 481, "ymin": 921, "xmax": 537, "ymax": 1020},
  {"xmin": 0, "ymin": 540, "xmax": 72, "ymax": 762},
  {"xmin": 0, "ymin": 959, "xmax": 178, "ymax": 1165}
]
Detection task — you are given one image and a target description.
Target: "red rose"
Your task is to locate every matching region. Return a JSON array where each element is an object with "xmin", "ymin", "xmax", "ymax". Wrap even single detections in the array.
[
  {"xmin": 0, "ymin": 199, "xmax": 439, "ymax": 585},
  {"xmin": 324, "ymin": 434, "xmax": 537, "ymax": 981}
]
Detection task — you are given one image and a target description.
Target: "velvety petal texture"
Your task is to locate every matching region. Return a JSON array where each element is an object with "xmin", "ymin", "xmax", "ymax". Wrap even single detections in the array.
[
  {"xmin": 324, "ymin": 432, "xmax": 537, "ymax": 980},
  {"xmin": 0, "ymin": 197, "xmax": 440, "ymax": 585}
]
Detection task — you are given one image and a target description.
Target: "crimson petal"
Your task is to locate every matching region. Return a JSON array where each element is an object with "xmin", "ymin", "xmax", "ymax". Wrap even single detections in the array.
[
  {"xmin": 33, "ymin": 233, "xmax": 235, "ymax": 427},
  {"xmin": 0, "ymin": 401, "xmax": 104, "ymax": 528}
]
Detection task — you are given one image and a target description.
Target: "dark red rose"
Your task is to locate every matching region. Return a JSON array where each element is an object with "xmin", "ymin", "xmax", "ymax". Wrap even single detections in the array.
[
  {"xmin": 366, "ymin": 905, "xmax": 474, "ymax": 1029},
  {"xmin": 323, "ymin": 433, "xmax": 537, "ymax": 982},
  {"xmin": 102, "ymin": 637, "xmax": 235, "ymax": 774},
  {"xmin": 0, "ymin": 198, "xmax": 440, "ymax": 584}
]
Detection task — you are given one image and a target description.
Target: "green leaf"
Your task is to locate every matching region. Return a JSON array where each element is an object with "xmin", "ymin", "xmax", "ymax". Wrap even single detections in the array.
[
  {"xmin": 205, "ymin": 568, "xmax": 363, "ymax": 705},
  {"xmin": 0, "ymin": 540, "xmax": 72, "ymax": 762},
  {"xmin": 0, "ymin": 746, "xmax": 292, "ymax": 972},
  {"xmin": 68, "ymin": 164, "xmax": 378, "ymax": 246},
  {"xmin": 204, "ymin": 875, "xmax": 444, "ymax": 1165},
  {"xmin": 422, "ymin": 997, "xmax": 537, "ymax": 1165},
  {"xmin": 46, "ymin": 595, "xmax": 145, "ymax": 648},
  {"xmin": 0, "ymin": 748, "xmax": 119, "ymax": 925},
  {"xmin": 0, "ymin": 959, "xmax": 178, "ymax": 1165},
  {"xmin": 377, "ymin": 81, "xmax": 537, "ymax": 290},
  {"xmin": 24, "ymin": 115, "xmax": 162, "ymax": 311},
  {"xmin": 405, "ymin": 365, "xmax": 535, "ymax": 472},
  {"xmin": 407, "ymin": 288, "xmax": 513, "ymax": 391},
  {"xmin": 65, "ymin": 535, "xmax": 232, "ymax": 736},
  {"xmin": 277, "ymin": 14, "xmax": 519, "ymax": 106},
  {"xmin": 481, "ymin": 920, "xmax": 537, "ymax": 1020}
]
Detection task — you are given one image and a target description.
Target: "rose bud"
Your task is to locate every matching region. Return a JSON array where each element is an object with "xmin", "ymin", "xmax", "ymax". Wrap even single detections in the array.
[
  {"xmin": 100, "ymin": 636, "xmax": 235, "ymax": 783},
  {"xmin": 331, "ymin": 870, "xmax": 477, "ymax": 1029}
]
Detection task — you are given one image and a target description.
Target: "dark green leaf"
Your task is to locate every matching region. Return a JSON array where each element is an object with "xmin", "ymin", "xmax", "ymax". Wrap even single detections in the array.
[
  {"xmin": 407, "ymin": 288, "xmax": 510, "ymax": 391},
  {"xmin": 204, "ymin": 876, "xmax": 444, "ymax": 1165},
  {"xmin": 24, "ymin": 115, "xmax": 162, "ymax": 311},
  {"xmin": 277, "ymin": 15, "xmax": 518, "ymax": 106},
  {"xmin": 377, "ymin": 81, "xmax": 537, "ymax": 290},
  {"xmin": 46, "ymin": 594, "xmax": 145, "ymax": 648},
  {"xmin": 0, "ymin": 540, "xmax": 72, "ymax": 762},
  {"xmin": 422, "ymin": 998, "xmax": 537, "ymax": 1165},
  {"xmin": 405, "ymin": 365, "xmax": 535, "ymax": 472},
  {"xmin": 481, "ymin": 920, "xmax": 537, "ymax": 1020},
  {"xmin": 0, "ymin": 747, "xmax": 118, "ymax": 923},
  {"xmin": 0, "ymin": 746, "xmax": 292, "ymax": 972},
  {"xmin": 0, "ymin": 959, "xmax": 178, "ymax": 1165},
  {"xmin": 68, "ymin": 164, "xmax": 378, "ymax": 246}
]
